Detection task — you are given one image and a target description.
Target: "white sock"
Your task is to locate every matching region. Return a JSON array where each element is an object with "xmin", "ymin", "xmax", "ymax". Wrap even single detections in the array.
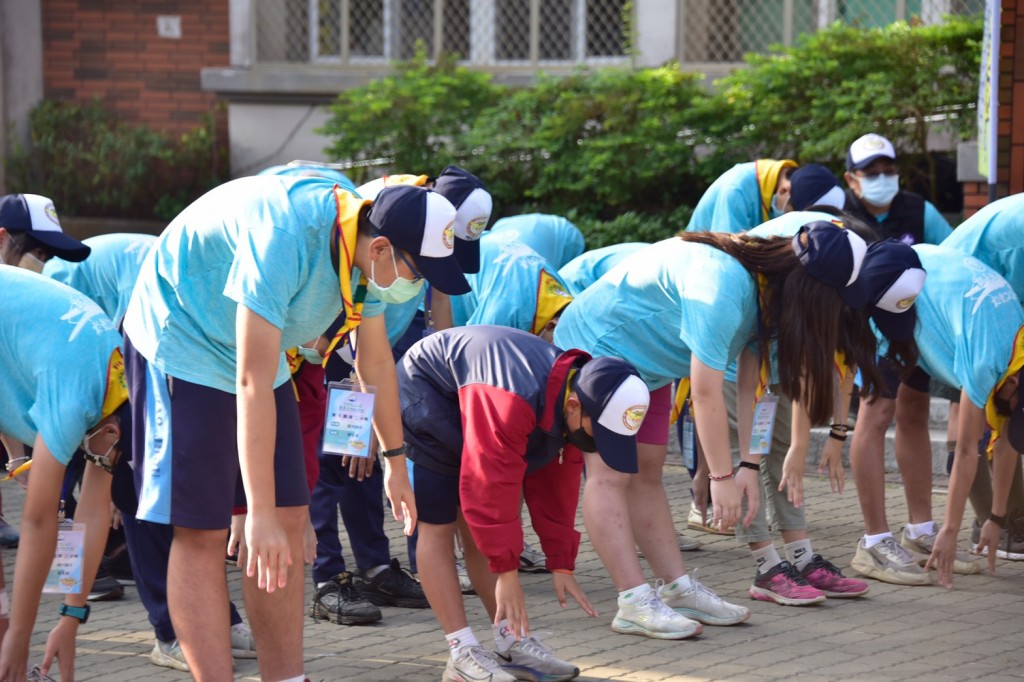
[
  {"xmin": 752, "ymin": 544, "xmax": 783, "ymax": 574},
  {"xmin": 905, "ymin": 521, "xmax": 936, "ymax": 539},
  {"xmin": 364, "ymin": 564, "xmax": 389, "ymax": 578},
  {"xmin": 492, "ymin": 619, "xmax": 517, "ymax": 653},
  {"xmin": 863, "ymin": 531, "xmax": 893, "ymax": 548},
  {"xmin": 617, "ymin": 583, "xmax": 652, "ymax": 605},
  {"xmin": 446, "ymin": 626, "xmax": 479, "ymax": 659},
  {"xmin": 279, "ymin": 676, "xmax": 306, "ymax": 682},
  {"xmin": 785, "ymin": 539, "xmax": 814, "ymax": 571},
  {"xmin": 664, "ymin": 574, "xmax": 694, "ymax": 593}
]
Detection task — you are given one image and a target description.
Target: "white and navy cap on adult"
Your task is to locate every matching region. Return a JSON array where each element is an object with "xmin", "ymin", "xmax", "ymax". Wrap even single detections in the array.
[
  {"xmin": 432, "ymin": 165, "xmax": 492, "ymax": 274},
  {"xmin": 574, "ymin": 356, "xmax": 650, "ymax": 474},
  {"xmin": 855, "ymin": 240, "xmax": 926, "ymax": 342},
  {"xmin": 366, "ymin": 184, "xmax": 470, "ymax": 295},
  {"xmin": 791, "ymin": 220, "xmax": 868, "ymax": 306},
  {"xmin": 790, "ymin": 164, "xmax": 846, "ymax": 211},
  {"xmin": 847, "ymin": 133, "xmax": 897, "ymax": 171},
  {"xmin": 0, "ymin": 193, "xmax": 90, "ymax": 262}
]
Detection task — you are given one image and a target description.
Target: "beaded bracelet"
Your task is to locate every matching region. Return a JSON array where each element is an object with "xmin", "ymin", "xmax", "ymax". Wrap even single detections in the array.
[{"xmin": 708, "ymin": 472, "xmax": 735, "ymax": 481}]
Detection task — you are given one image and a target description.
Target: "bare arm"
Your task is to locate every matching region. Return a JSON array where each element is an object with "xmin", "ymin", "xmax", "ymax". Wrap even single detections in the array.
[
  {"xmin": 353, "ymin": 314, "xmax": 417, "ymax": 535},
  {"xmin": 236, "ymin": 306, "xmax": 291, "ymax": 592},
  {"xmin": 691, "ymin": 357, "xmax": 743, "ymax": 530}
]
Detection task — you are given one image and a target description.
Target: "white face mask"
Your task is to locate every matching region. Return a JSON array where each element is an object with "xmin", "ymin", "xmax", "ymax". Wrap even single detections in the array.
[
  {"xmin": 858, "ymin": 174, "xmax": 900, "ymax": 208},
  {"xmin": 81, "ymin": 426, "xmax": 119, "ymax": 473},
  {"xmin": 18, "ymin": 252, "xmax": 45, "ymax": 273}
]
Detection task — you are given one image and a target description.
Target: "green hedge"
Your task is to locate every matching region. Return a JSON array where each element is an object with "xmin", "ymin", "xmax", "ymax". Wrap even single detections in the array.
[
  {"xmin": 321, "ymin": 16, "xmax": 981, "ymax": 246},
  {"xmin": 5, "ymin": 99, "xmax": 226, "ymax": 221}
]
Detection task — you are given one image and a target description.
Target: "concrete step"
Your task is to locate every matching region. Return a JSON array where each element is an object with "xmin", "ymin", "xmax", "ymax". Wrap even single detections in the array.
[{"xmin": 808, "ymin": 426, "xmax": 949, "ymax": 476}]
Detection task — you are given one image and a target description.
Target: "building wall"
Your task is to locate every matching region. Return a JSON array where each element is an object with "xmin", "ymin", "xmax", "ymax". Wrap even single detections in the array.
[{"xmin": 42, "ymin": 0, "xmax": 228, "ymax": 134}]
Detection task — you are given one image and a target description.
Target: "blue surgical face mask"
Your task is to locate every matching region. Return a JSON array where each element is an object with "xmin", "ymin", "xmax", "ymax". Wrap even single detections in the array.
[
  {"xmin": 858, "ymin": 174, "xmax": 900, "ymax": 208},
  {"xmin": 367, "ymin": 250, "xmax": 425, "ymax": 305},
  {"xmin": 769, "ymin": 193, "xmax": 786, "ymax": 219}
]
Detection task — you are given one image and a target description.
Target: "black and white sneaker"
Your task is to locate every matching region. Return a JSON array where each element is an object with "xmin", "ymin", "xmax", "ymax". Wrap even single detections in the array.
[{"xmin": 356, "ymin": 558, "xmax": 429, "ymax": 608}]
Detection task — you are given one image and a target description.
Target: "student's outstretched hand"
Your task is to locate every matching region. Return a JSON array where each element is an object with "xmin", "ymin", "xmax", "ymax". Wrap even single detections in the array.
[
  {"xmin": 816, "ymin": 438, "xmax": 845, "ymax": 494},
  {"xmin": 0, "ymin": 629, "xmax": 30, "ymax": 682},
  {"xmin": 734, "ymin": 468, "xmax": 760, "ymax": 528},
  {"xmin": 245, "ymin": 510, "xmax": 293, "ymax": 593},
  {"xmin": 924, "ymin": 526, "xmax": 959, "ymax": 589},
  {"xmin": 494, "ymin": 571, "xmax": 529, "ymax": 641},
  {"xmin": 41, "ymin": 617, "xmax": 78, "ymax": 681},
  {"xmin": 972, "ymin": 518, "xmax": 1001, "ymax": 577},
  {"xmin": 779, "ymin": 446, "xmax": 806, "ymax": 508},
  {"xmin": 383, "ymin": 459, "xmax": 418, "ymax": 536},
  {"xmin": 711, "ymin": 479, "xmax": 742, "ymax": 532},
  {"xmin": 551, "ymin": 572, "xmax": 597, "ymax": 617}
]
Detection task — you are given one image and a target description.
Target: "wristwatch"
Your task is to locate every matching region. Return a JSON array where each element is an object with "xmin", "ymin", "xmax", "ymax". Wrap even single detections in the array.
[
  {"xmin": 380, "ymin": 442, "xmax": 409, "ymax": 458},
  {"xmin": 58, "ymin": 603, "xmax": 90, "ymax": 623}
]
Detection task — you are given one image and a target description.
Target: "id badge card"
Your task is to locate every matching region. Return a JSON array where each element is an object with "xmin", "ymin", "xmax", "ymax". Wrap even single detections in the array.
[
  {"xmin": 44, "ymin": 520, "xmax": 86, "ymax": 594},
  {"xmin": 322, "ymin": 380, "xmax": 376, "ymax": 458},
  {"xmin": 748, "ymin": 392, "xmax": 779, "ymax": 455},
  {"xmin": 681, "ymin": 415, "xmax": 696, "ymax": 470}
]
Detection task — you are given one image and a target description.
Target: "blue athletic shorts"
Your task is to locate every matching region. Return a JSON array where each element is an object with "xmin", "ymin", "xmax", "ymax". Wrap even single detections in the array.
[
  {"xmin": 406, "ymin": 456, "xmax": 460, "ymax": 526},
  {"xmin": 124, "ymin": 333, "xmax": 310, "ymax": 529}
]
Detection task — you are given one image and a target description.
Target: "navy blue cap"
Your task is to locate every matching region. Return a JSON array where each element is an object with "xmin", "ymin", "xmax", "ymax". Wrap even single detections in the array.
[
  {"xmin": 852, "ymin": 240, "xmax": 925, "ymax": 342},
  {"xmin": 575, "ymin": 356, "xmax": 650, "ymax": 474},
  {"xmin": 789, "ymin": 164, "xmax": 845, "ymax": 211},
  {"xmin": 792, "ymin": 221, "xmax": 867, "ymax": 304},
  {"xmin": 366, "ymin": 185, "xmax": 470, "ymax": 296},
  {"xmin": 0, "ymin": 194, "xmax": 89, "ymax": 262},
  {"xmin": 432, "ymin": 166, "xmax": 492, "ymax": 275}
]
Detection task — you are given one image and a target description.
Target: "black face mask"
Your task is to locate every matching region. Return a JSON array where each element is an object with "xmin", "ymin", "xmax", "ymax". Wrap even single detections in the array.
[{"xmin": 566, "ymin": 426, "xmax": 597, "ymax": 453}]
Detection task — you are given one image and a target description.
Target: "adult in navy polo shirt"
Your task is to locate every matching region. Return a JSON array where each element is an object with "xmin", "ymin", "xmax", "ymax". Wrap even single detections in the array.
[{"xmin": 398, "ymin": 326, "xmax": 648, "ymax": 682}]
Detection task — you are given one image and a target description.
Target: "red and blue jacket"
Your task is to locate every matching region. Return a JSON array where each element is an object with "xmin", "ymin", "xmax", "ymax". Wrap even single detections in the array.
[{"xmin": 398, "ymin": 325, "xmax": 587, "ymax": 574}]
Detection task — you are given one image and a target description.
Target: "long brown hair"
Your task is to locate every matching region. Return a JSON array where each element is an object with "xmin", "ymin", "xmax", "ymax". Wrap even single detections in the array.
[{"xmin": 680, "ymin": 231, "xmax": 843, "ymax": 424}]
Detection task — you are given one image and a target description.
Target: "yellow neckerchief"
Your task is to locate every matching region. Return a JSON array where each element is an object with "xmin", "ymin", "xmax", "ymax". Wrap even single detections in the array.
[
  {"xmin": 383, "ymin": 174, "xmax": 429, "ymax": 188},
  {"xmin": 754, "ymin": 272, "xmax": 771, "ymax": 401},
  {"xmin": 100, "ymin": 348, "xmax": 128, "ymax": 420},
  {"xmin": 834, "ymin": 350, "xmax": 850, "ymax": 383},
  {"xmin": 985, "ymin": 325, "xmax": 1024, "ymax": 456},
  {"xmin": 669, "ymin": 379, "xmax": 691, "ymax": 425},
  {"xmin": 321, "ymin": 188, "xmax": 371, "ymax": 367},
  {"xmin": 563, "ymin": 367, "xmax": 579, "ymax": 414},
  {"xmin": 755, "ymin": 159, "xmax": 798, "ymax": 222},
  {"xmin": 531, "ymin": 270, "xmax": 573, "ymax": 336}
]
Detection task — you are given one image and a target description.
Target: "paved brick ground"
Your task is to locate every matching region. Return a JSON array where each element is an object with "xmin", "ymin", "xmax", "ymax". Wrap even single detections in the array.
[{"xmin": 3, "ymin": 462, "xmax": 1023, "ymax": 681}]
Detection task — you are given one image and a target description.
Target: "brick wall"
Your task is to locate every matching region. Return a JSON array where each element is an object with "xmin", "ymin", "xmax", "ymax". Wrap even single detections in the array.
[{"xmin": 42, "ymin": 0, "xmax": 228, "ymax": 136}]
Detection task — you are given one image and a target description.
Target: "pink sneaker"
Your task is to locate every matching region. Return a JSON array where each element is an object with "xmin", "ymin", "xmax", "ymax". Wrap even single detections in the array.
[
  {"xmin": 748, "ymin": 561, "xmax": 826, "ymax": 606},
  {"xmin": 800, "ymin": 554, "xmax": 870, "ymax": 598}
]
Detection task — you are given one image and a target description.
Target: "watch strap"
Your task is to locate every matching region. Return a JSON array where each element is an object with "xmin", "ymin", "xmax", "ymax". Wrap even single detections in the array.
[
  {"xmin": 58, "ymin": 603, "xmax": 90, "ymax": 623},
  {"xmin": 381, "ymin": 442, "xmax": 408, "ymax": 458}
]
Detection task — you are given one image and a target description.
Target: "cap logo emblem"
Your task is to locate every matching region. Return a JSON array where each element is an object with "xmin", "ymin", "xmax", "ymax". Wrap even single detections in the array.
[
  {"xmin": 863, "ymin": 138, "xmax": 885, "ymax": 151},
  {"xmin": 442, "ymin": 220, "xmax": 455, "ymax": 250},
  {"xmin": 622, "ymin": 405, "xmax": 647, "ymax": 431},
  {"xmin": 896, "ymin": 295, "xmax": 917, "ymax": 310},
  {"xmin": 44, "ymin": 203, "xmax": 60, "ymax": 225},
  {"xmin": 466, "ymin": 217, "xmax": 487, "ymax": 240},
  {"xmin": 546, "ymin": 280, "xmax": 571, "ymax": 299}
]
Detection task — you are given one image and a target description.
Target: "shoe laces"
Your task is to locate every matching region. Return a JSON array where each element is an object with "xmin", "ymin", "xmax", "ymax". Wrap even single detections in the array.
[
  {"xmin": 647, "ymin": 582, "xmax": 686, "ymax": 619},
  {"xmin": 377, "ymin": 558, "xmax": 419, "ymax": 589},
  {"xmin": 461, "ymin": 646, "xmax": 505, "ymax": 674},
  {"xmin": 803, "ymin": 554, "xmax": 844, "ymax": 577},
  {"xmin": 515, "ymin": 633, "xmax": 555, "ymax": 660},
  {"xmin": 876, "ymin": 537, "xmax": 916, "ymax": 565},
  {"xmin": 684, "ymin": 569, "xmax": 723, "ymax": 610},
  {"xmin": 778, "ymin": 561, "xmax": 814, "ymax": 585}
]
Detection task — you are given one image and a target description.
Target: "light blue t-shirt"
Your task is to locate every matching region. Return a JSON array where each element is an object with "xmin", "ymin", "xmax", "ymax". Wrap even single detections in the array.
[
  {"xmin": 451, "ymin": 240, "xmax": 572, "ymax": 332},
  {"xmin": 0, "ymin": 267, "xmax": 123, "ymax": 464},
  {"xmin": 44, "ymin": 233, "xmax": 157, "ymax": 326},
  {"xmin": 687, "ymin": 162, "xmax": 764, "ymax": 234},
  {"xmin": 257, "ymin": 163, "xmax": 359, "ymax": 195},
  {"xmin": 558, "ymin": 242, "xmax": 649, "ymax": 296},
  {"xmin": 942, "ymin": 193, "xmax": 1024, "ymax": 303},
  {"xmin": 905, "ymin": 245, "xmax": 1024, "ymax": 409},
  {"xmin": 554, "ymin": 238, "xmax": 759, "ymax": 390},
  {"xmin": 123, "ymin": 175, "xmax": 384, "ymax": 394},
  {"xmin": 485, "ymin": 214, "xmax": 585, "ymax": 270}
]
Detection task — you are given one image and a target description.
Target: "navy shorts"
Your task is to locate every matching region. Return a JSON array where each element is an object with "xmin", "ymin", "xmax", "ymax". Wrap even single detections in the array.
[
  {"xmin": 406, "ymin": 456, "xmax": 460, "ymax": 526},
  {"xmin": 124, "ymin": 333, "xmax": 310, "ymax": 530},
  {"xmin": 878, "ymin": 358, "xmax": 931, "ymax": 400}
]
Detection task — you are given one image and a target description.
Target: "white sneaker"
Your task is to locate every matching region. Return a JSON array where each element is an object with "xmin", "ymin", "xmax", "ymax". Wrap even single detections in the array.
[
  {"xmin": 611, "ymin": 587, "xmax": 702, "ymax": 640},
  {"xmin": 230, "ymin": 622, "xmax": 257, "ymax": 659},
  {"xmin": 455, "ymin": 558, "xmax": 475, "ymax": 594},
  {"xmin": 443, "ymin": 646, "xmax": 518, "ymax": 682},
  {"xmin": 659, "ymin": 575, "xmax": 750, "ymax": 625},
  {"xmin": 496, "ymin": 636, "xmax": 579, "ymax": 682},
  {"xmin": 519, "ymin": 543, "xmax": 548, "ymax": 573},
  {"xmin": 151, "ymin": 639, "xmax": 189, "ymax": 672}
]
